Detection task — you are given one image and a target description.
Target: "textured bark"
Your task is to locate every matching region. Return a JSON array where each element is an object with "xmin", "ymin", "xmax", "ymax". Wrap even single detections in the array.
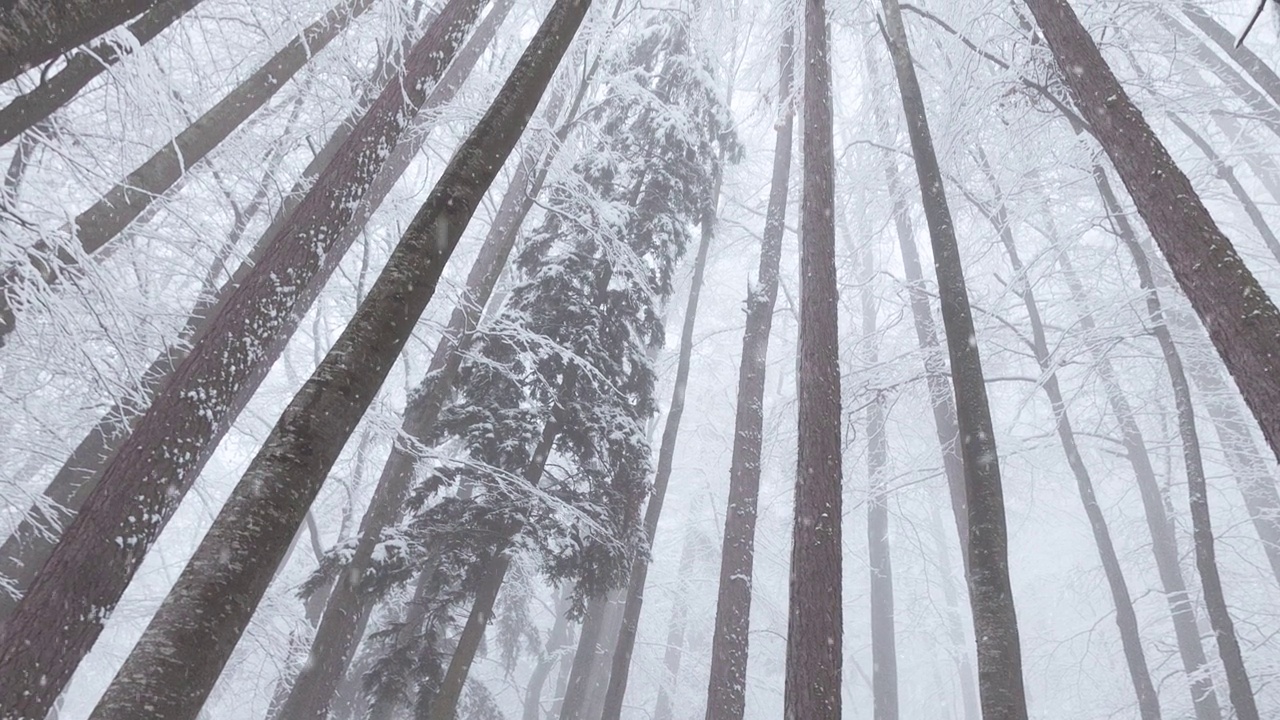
[
  {"xmin": 0, "ymin": 3, "xmax": 540, "ymax": 718},
  {"xmin": 1053, "ymin": 245, "xmax": 1222, "ymax": 720},
  {"xmin": 1167, "ymin": 113, "xmax": 1280, "ymax": 264},
  {"xmin": 78, "ymin": 1, "xmax": 588, "ymax": 714},
  {"xmin": 0, "ymin": 0, "xmax": 204, "ymax": 146},
  {"xmin": 601, "ymin": 168, "xmax": 721, "ymax": 720},
  {"xmin": 1025, "ymin": 0, "xmax": 1280, "ymax": 462},
  {"xmin": 703, "ymin": 30, "xmax": 792, "ymax": 720},
  {"xmin": 861, "ymin": 237, "xmax": 897, "ymax": 720},
  {"xmin": 978, "ymin": 162, "xmax": 1159, "ymax": 719},
  {"xmin": 881, "ymin": 2, "xmax": 1028, "ymax": 717},
  {"xmin": 1095, "ymin": 167, "xmax": 1259, "ymax": 720},
  {"xmin": 655, "ymin": 525, "xmax": 700, "ymax": 720},
  {"xmin": 0, "ymin": 0, "xmax": 164, "ymax": 82},
  {"xmin": 784, "ymin": 1, "xmax": 843, "ymax": 717},
  {"xmin": 273, "ymin": 5, "xmax": 529, "ymax": 716},
  {"xmin": 0, "ymin": 0, "xmax": 378, "ymax": 344}
]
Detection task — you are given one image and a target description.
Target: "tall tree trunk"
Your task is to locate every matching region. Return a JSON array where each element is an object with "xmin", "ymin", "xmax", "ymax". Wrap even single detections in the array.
[
  {"xmin": 655, "ymin": 524, "xmax": 700, "ymax": 720},
  {"xmin": 1094, "ymin": 166, "xmax": 1260, "ymax": 720},
  {"xmin": 880, "ymin": 2, "xmax": 1028, "ymax": 717},
  {"xmin": 77, "ymin": 2, "xmax": 587, "ymax": 715},
  {"xmin": 862, "ymin": 237, "xmax": 897, "ymax": 720},
  {"xmin": 559, "ymin": 593, "xmax": 610, "ymax": 720},
  {"xmin": 0, "ymin": 0, "xmax": 379, "ymax": 344},
  {"xmin": 273, "ymin": 6, "xmax": 534, "ymax": 717},
  {"xmin": 785, "ymin": 1, "xmax": 843, "ymax": 717},
  {"xmin": 977, "ymin": 160, "xmax": 1160, "ymax": 719},
  {"xmin": 426, "ymin": 419, "xmax": 561, "ymax": 720},
  {"xmin": 1166, "ymin": 113, "xmax": 1280, "ymax": 264},
  {"xmin": 1024, "ymin": 0, "xmax": 1280, "ymax": 463},
  {"xmin": 523, "ymin": 590, "xmax": 574, "ymax": 720},
  {"xmin": 601, "ymin": 165, "xmax": 721, "ymax": 720},
  {"xmin": 704, "ymin": 28, "xmax": 793, "ymax": 720},
  {"xmin": 583, "ymin": 592, "xmax": 625, "ymax": 720},
  {"xmin": 0, "ymin": 0, "xmax": 169, "ymax": 83},
  {"xmin": 0, "ymin": 2, "xmax": 563, "ymax": 717},
  {"xmin": 1052, "ymin": 242, "xmax": 1223, "ymax": 720},
  {"xmin": 0, "ymin": 0, "xmax": 204, "ymax": 146},
  {"xmin": 927, "ymin": 497, "xmax": 980, "ymax": 720}
]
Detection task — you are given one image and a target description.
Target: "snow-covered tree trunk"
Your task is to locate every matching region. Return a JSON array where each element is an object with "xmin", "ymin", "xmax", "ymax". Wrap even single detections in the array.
[
  {"xmin": 0, "ymin": 0, "xmax": 168, "ymax": 82},
  {"xmin": 1095, "ymin": 165, "xmax": 1260, "ymax": 720},
  {"xmin": 1024, "ymin": 0, "xmax": 1280, "ymax": 462},
  {"xmin": 704, "ymin": 27, "xmax": 792, "ymax": 720},
  {"xmin": 880, "ymin": 1, "xmax": 1028, "ymax": 717},
  {"xmin": 76, "ymin": 0, "xmax": 590, "ymax": 714},
  {"xmin": 0, "ymin": 0, "xmax": 379, "ymax": 344},
  {"xmin": 0, "ymin": 0, "xmax": 205, "ymax": 145},
  {"xmin": 784, "ymin": 0, "xmax": 843, "ymax": 716},
  {"xmin": 0, "ymin": 2, "xmax": 501, "ymax": 717}
]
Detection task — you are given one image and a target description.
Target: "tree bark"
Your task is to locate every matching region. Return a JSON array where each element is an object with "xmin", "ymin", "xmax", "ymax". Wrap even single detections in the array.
[
  {"xmin": 861, "ymin": 232, "xmax": 897, "ymax": 720},
  {"xmin": 704, "ymin": 28, "xmax": 792, "ymax": 720},
  {"xmin": 785, "ymin": 1, "xmax": 843, "ymax": 717},
  {"xmin": 0, "ymin": 0, "xmax": 379, "ymax": 344},
  {"xmin": 880, "ymin": 2, "xmax": 1028, "ymax": 718},
  {"xmin": 1094, "ymin": 166, "xmax": 1259, "ymax": 720},
  {"xmin": 0, "ymin": 0, "xmax": 204, "ymax": 146},
  {"xmin": 0, "ymin": 0, "xmax": 168, "ymax": 83},
  {"xmin": 0, "ymin": 2, "xmax": 556, "ymax": 717},
  {"xmin": 601, "ymin": 166, "xmax": 721, "ymax": 720},
  {"xmin": 977, "ymin": 159, "xmax": 1160, "ymax": 719},
  {"xmin": 1024, "ymin": 0, "xmax": 1280, "ymax": 464}
]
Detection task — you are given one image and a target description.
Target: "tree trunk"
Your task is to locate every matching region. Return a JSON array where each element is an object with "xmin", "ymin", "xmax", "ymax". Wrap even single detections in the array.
[
  {"xmin": 1095, "ymin": 166, "xmax": 1260, "ymax": 720},
  {"xmin": 0, "ymin": 0, "xmax": 167, "ymax": 83},
  {"xmin": 0, "ymin": 2, "xmax": 576, "ymax": 718},
  {"xmin": 558, "ymin": 593, "xmax": 610, "ymax": 720},
  {"xmin": 927, "ymin": 497, "xmax": 980, "ymax": 720},
  {"xmin": 977, "ymin": 159, "xmax": 1160, "ymax": 719},
  {"xmin": 785, "ymin": 1, "xmax": 843, "ymax": 717},
  {"xmin": 704, "ymin": 28, "xmax": 793, "ymax": 720},
  {"xmin": 862, "ymin": 232, "xmax": 897, "ymax": 720},
  {"xmin": 1052, "ymin": 243, "xmax": 1223, "ymax": 720},
  {"xmin": 880, "ymin": 2, "xmax": 1028, "ymax": 718},
  {"xmin": 582, "ymin": 592, "xmax": 625, "ymax": 720},
  {"xmin": 1166, "ymin": 113, "xmax": 1280, "ymax": 264},
  {"xmin": 523, "ymin": 590, "xmax": 573, "ymax": 720},
  {"xmin": 1024, "ymin": 0, "xmax": 1280, "ymax": 463},
  {"xmin": 655, "ymin": 524, "xmax": 700, "ymax": 720},
  {"xmin": 0, "ymin": 0, "xmax": 204, "ymax": 146},
  {"xmin": 0, "ymin": 0, "xmax": 379, "ymax": 344},
  {"xmin": 601, "ymin": 167, "xmax": 721, "ymax": 720}
]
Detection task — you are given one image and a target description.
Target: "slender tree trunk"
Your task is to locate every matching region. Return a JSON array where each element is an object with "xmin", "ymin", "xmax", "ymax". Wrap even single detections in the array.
[
  {"xmin": 927, "ymin": 497, "xmax": 980, "ymax": 720},
  {"xmin": 861, "ymin": 238, "xmax": 897, "ymax": 720},
  {"xmin": 704, "ymin": 28, "xmax": 793, "ymax": 720},
  {"xmin": 601, "ymin": 167, "xmax": 721, "ymax": 720},
  {"xmin": 977, "ymin": 161, "xmax": 1160, "ymax": 719},
  {"xmin": 1052, "ymin": 244, "xmax": 1223, "ymax": 720},
  {"xmin": 559, "ymin": 593, "xmax": 610, "ymax": 720},
  {"xmin": 1094, "ymin": 166, "xmax": 1260, "ymax": 720},
  {"xmin": 523, "ymin": 590, "xmax": 574, "ymax": 720},
  {"xmin": 0, "ymin": 0, "xmax": 204, "ymax": 146},
  {"xmin": 1025, "ymin": 0, "xmax": 1280, "ymax": 463},
  {"xmin": 0, "ymin": 0, "xmax": 380, "ymax": 343},
  {"xmin": 785, "ymin": 2, "xmax": 843, "ymax": 717},
  {"xmin": 0, "ymin": 3, "xmax": 571, "ymax": 718},
  {"xmin": 655, "ymin": 524, "xmax": 700, "ymax": 720},
  {"xmin": 1166, "ymin": 113, "xmax": 1280, "ymax": 264},
  {"xmin": 0, "ymin": 0, "xmax": 170, "ymax": 83},
  {"xmin": 880, "ymin": 2, "xmax": 1028, "ymax": 717}
]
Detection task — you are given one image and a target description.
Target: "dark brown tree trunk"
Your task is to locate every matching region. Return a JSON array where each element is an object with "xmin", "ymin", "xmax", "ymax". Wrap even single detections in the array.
[
  {"xmin": 704, "ymin": 28, "xmax": 793, "ymax": 720},
  {"xmin": 1052, "ymin": 243, "xmax": 1223, "ymax": 720},
  {"xmin": 0, "ymin": 2, "xmax": 565, "ymax": 718},
  {"xmin": 1024, "ymin": 0, "xmax": 1280, "ymax": 463},
  {"xmin": 0, "ymin": 0, "xmax": 166, "ymax": 83},
  {"xmin": 601, "ymin": 166, "xmax": 721, "ymax": 720},
  {"xmin": 1166, "ymin": 113, "xmax": 1280, "ymax": 264},
  {"xmin": 977, "ymin": 160, "xmax": 1160, "ymax": 719},
  {"xmin": 862, "ymin": 236, "xmax": 897, "ymax": 720},
  {"xmin": 0, "ymin": 0, "xmax": 379, "ymax": 344},
  {"xmin": 0, "ymin": 0, "xmax": 204, "ymax": 146},
  {"xmin": 1094, "ymin": 166, "xmax": 1260, "ymax": 720},
  {"xmin": 880, "ymin": 2, "xmax": 1028, "ymax": 717},
  {"xmin": 655, "ymin": 524, "xmax": 700, "ymax": 720},
  {"xmin": 785, "ymin": 1, "xmax": 843, "ymax": 717}
]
